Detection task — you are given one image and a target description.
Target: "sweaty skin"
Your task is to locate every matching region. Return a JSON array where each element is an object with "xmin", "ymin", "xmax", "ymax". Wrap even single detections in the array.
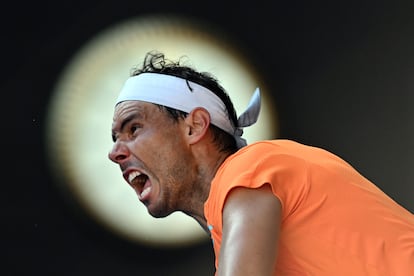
[
  {"xmin": 109, "ymin": 101, "xmax": 226, "ymax": 228},
  {"xmin": 110, "ymin": 101, "xmax": 196, "ymax": 217}
]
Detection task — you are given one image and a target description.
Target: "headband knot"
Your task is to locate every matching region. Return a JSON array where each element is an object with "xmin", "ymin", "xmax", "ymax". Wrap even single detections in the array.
[
  {"xmin": 233, "ymin": 87, "xmax": 261, "ymax": 148},
  {"xmin": 116, "ymin": 73, "xmax": 261, "ymax": 149}
]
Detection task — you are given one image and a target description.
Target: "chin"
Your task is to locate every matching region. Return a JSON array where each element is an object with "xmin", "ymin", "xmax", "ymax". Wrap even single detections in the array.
[{"xmin": 147, "ymin": 205, "xmax": 172, "ymax": 219}]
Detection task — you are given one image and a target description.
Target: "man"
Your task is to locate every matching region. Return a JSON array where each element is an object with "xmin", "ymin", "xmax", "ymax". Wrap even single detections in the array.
[{"xmin": 108, "ymin": 51, "xmax": 414, "ymax": 275}]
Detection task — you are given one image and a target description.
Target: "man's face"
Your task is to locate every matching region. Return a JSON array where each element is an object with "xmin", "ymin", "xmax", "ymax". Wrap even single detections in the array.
[{"xmin": 109, "ymin": 101, "xmax": 194, "ymax": 218}]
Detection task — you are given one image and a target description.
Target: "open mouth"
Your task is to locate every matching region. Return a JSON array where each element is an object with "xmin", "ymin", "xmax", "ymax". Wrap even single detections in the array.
[{"xmin": 128, "ymin": 171, "xmax": 150, "ymax": 199}]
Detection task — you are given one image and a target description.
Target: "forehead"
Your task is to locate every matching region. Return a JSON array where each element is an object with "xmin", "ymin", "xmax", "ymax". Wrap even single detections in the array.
[{"xmin": 112, "ymin": 101, "xmax": 159, "ymax": 126}]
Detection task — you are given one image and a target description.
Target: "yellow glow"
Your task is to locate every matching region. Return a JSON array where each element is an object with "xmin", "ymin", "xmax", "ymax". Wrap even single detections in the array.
[{"xmin": 45, "ymin": 15, "xmax": 279, "ymax": 247}]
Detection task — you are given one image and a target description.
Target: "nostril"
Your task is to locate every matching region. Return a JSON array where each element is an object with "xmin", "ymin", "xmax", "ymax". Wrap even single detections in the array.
[
  {"xmin": 108, "ymin": 142, "xmax": 130, "ymax": 163},
  {"xmin": 115, "ymin": 154, "xmax": 128, "ymax": 162},
  {"xmin": 108, "ymin": 150, "xmax": 127, "ymax": 163}
]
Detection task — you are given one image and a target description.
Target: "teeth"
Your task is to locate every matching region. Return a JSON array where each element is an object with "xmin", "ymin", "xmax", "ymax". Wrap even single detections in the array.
[
  {"xmin": 128, "ymin": 171, "xmax": 141, "ymax": 183},
  {"xmin": 140, "ymin": 186, "xmax": 151, "ymax": 199}
]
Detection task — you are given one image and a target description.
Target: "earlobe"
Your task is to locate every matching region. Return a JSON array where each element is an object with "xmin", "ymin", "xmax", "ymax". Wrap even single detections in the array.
[{"xmin": 186, "ymin": 108, "xmax": 211, "ymax": 144}]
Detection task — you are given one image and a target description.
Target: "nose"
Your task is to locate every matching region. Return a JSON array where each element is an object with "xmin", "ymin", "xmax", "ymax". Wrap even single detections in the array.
[{"xmin": 108, "ymin": 141, "xmax": 130, "ymax": 163}]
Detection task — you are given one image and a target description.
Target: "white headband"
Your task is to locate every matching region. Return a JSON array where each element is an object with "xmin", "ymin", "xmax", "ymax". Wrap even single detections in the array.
[{"xmin": 116, "ymin": 73, "xmax": 261, "ymax": 148}]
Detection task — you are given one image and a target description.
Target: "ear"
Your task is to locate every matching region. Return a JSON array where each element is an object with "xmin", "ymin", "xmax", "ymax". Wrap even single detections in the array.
[{"xmin": 184, "ymin": 108, "xmax": 211, "ymax": 145}]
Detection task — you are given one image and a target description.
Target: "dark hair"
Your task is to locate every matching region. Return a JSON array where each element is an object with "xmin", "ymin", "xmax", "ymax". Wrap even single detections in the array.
[{"xmin": 130, "ymin": 50, "xmax": 239, "ymax": 153}]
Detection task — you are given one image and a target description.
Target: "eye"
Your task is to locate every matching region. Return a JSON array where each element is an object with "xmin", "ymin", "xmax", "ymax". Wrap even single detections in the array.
[{"xmin": 130, "ymin": 124, "xmax": 142, "ymax": 135}]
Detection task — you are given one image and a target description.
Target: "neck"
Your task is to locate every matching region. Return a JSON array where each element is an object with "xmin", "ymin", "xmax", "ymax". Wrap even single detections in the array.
[{"xmin": 181, "ymin": 145, "xmax": 232, "ymax": 233}]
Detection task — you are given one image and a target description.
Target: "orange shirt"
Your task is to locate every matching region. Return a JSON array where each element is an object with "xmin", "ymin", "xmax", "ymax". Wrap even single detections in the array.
[{"xmin": 204, "ymin": 140, "xmax": 414, "ymax": 275}]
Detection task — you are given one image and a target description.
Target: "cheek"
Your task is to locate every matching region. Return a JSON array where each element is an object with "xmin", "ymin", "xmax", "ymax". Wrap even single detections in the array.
[
  {"xmin": 135, "ymin": 132, "xmax": 177, "ymax": 164},
  {"xmin": 153, "ymin": 141, "xmax": 183, "ymax": 164},
  {"xmin": 134, "ymin": 124, "xmax": 186, "ymax": 167}
]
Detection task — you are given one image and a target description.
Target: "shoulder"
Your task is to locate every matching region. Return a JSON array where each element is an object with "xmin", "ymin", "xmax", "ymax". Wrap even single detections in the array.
[
  {"xmin": 238, "ymin": 139, "xmax": 313, "ymax": 157},
  {"xmin": 225, "ymin": 139, "xmax": 311, "ymax": 169},
  {"xmin": 237, "ymin": 139, "xmax": 347, "ymax": 168},
  {"xmin": 211, "ymin": 139, "xmax": 311, "ymax": 199}
]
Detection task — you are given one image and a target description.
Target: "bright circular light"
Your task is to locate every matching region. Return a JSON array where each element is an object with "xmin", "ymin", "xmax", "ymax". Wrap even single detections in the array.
[{"xmin": 45, "ymin": 15, "xmax": 279, "ymax": 248}]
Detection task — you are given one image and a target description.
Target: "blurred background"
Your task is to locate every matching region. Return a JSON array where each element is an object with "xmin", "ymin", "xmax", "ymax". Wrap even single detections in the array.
[{"xmin": 3, "ymin": 0, "xmax": 414, "ymax": 275}]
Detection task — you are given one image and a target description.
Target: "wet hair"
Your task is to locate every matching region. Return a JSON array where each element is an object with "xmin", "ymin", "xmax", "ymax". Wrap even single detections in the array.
[{"xmin": 130, "ymin": 50, "xmax": 239, "ymax": 153}]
